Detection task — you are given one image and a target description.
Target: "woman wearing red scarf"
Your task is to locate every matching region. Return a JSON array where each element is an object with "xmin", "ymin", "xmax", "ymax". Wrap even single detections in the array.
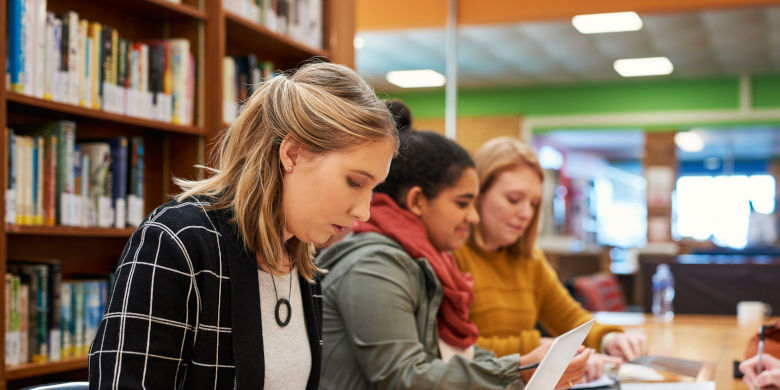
[{"xmin": 317, "ymin": 130, "xmax": 589, "ymax": 389}]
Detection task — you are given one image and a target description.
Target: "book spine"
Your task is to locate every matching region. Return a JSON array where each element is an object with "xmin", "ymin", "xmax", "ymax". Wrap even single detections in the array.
[
  {"xmin": 19, "ymin": 283, "xmax": 29, "ymax": 363},
  {"xmin": 34, "ymin": 136, "xmax": 44, "ymax": 225},
  {"xmin": 7, "ymin": 0, "xmax": 26, "ymax": 92},
  {"xmin": 32, "ymin": 265, "xmax": 49, "ymax": 363},
  {"xmin": 79, "ymin": 20, "xmax": 90, "ymax": 107},
  {"xmin": 6, "ymin": 129, "xmax": 17, "ymax": 224},
  {"xmin": 83, "ymin": 282, "xmax": 101, "ymax": 356},
  {"xmin": 72, "ymin": 282, "xmax": 84, "ymax": 356},
  {"xmin": 67, "ymin": 11, "xmax": 80, "ymax": 105},
  {"xmin": 110, "ymin": 137, "xmax": 128, "ymax": 228},
  {"xmin": 128, "ymin": 137, "xmax": 144, "ymax": 226},
  {"xmin": 43, "ymin": 133, "xmax": 57, "ymax": 225},
  {"xmin": 89, "ymin": 22, "xmax": 101, "ymax": 110},
  {"xmin": 60, "ymin": 282, "xmax": 72, "ymax": 358},
  {"xmin": 47, "ymin": 261, "xmax": 62, "ymax": 361}
]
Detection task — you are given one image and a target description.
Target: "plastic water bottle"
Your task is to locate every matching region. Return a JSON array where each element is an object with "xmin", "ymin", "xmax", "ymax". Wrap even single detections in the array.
[{"xmin": 651, "ymin": 264, "xmax": 675, "ymax": 321}]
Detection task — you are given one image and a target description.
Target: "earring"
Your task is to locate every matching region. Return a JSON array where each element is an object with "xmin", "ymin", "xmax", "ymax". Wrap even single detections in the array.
[{"xmin": 287, "ymin": 166, "xmax": 292, "ymax": 172}]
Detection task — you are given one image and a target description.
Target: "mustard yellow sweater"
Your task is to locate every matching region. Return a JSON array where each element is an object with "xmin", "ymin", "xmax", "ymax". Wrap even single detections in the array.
[{"xmin": 454, "ymin": 238, "xmax": 622, "ymax": 357}]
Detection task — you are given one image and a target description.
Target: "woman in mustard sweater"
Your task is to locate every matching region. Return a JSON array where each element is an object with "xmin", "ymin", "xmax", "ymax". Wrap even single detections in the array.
[{"xmin": 454, "ymin": 137, "xmax": 647, "ymax": 381}]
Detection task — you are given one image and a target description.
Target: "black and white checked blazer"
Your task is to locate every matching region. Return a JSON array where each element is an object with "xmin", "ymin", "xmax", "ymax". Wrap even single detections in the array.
[{"xmin": 88, "ymin": 197, "xmax": 323, "ymax": 389}]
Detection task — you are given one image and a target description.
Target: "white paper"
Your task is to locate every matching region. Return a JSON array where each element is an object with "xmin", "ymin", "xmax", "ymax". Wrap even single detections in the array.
[
  {"xmin": 570, "ymin": 375, "xmax": 616, "ymax": 389},
  {"xmin": 621, "ymin": 382, "xmax": 714, "ymax": 390},
  {"xmin": 618, "ymin": 363, "xmax": 665, "ymax": 381}
]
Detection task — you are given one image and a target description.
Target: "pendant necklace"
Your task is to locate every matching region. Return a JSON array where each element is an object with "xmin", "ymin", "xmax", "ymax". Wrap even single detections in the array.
[{"xmin": 270, "ymin": 270, "xmax": 293, "ymax": 327}]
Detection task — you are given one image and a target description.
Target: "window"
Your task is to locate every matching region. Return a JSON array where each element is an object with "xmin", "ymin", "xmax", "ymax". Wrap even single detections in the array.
[{"xmin": 674, "ymin": 175, "xmax": 776, "ymax": 248}]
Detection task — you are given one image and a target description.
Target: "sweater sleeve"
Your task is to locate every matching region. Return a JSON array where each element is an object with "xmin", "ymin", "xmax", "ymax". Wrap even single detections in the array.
[
  {"xmin": 533, "ymin": 250, "xmax": 622, "ymax": 350},
  {"xmin": 476, "ymin": 329, "xmax": 541, "ymax": 358},
  {"xmin": 334, "ymin": 251, "xmax": 525, "ymax": 390}
]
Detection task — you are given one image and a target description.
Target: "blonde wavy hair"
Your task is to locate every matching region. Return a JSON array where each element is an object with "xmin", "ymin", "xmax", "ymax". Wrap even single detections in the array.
[
  {"xmin": 176, "ymin": 62, "xmax": 397, "ymax": 281},
  {"xmin": 473, "ymin": 137, "xmax": 544, "ymax": 258}
]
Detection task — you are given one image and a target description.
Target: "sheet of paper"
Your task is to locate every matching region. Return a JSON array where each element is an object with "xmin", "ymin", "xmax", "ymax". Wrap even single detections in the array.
[
  {"xmin": 621, "ymin": 382, "xmax": 715, "ymax": 390},
  {"xmin": 618, "ymin": 363, "xmax": 665, "ymax": 381},
  {"xmin": 570, "ymin": 375, "xmax": 616, "ymax": 389}
]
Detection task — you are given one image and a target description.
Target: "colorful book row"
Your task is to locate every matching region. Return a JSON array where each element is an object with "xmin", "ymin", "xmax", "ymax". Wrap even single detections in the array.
[
  {"xmin": 5, "ymin": 260, "xmax": 109, "ymax": 365},
  {"xmin": 223, "ymin": 0, "xmax": 324, "ymax": 50},
  {"xmin": 223, "ymin": 56, "xmax": 274, "ymax": 123},
  {"xmin": 4, "ymin": 123, "xmax": 145, "ymax": 228},
  {"xmin": 6, "ymin": 0, "xmax": 195, "ymax": 125}
]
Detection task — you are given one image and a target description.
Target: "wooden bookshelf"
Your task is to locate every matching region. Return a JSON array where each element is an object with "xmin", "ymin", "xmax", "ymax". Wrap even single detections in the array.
[
  {"xmin": 224, "ymin": 11, "xmax": 328, "ymax": 67},
  {"xmin": 103, "ymin": 0, "xmax": 207, "ymax": 21},
  {"xmin": 7, "ymin": 92, "xmax": 206, "ymax": 136},
  {"xmin": 6, "ymin": 224, "xmax": 136, "ymax": 238},
  {"xmin": 5, "ymin": 358, "xmax": 88, "ymax": 381},
  {"xmin": 0, "ymin": 0, "xmax": 355, "ymax": 387}
]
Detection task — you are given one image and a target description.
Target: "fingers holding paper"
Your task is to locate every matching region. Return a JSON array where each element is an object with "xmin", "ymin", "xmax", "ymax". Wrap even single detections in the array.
[{"xmin": 555, "ymin": 348, "xmax": 592, "ymax": 390}]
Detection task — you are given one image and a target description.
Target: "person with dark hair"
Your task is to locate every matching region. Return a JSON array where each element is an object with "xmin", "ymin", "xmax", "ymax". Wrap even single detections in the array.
[
  {"xmin": 386, "ymin": 99, "xmax": 413, "ymax": 133},
  {"xmin": 317, "ymin": 130, "xmax": 589, "ymax": 389}
]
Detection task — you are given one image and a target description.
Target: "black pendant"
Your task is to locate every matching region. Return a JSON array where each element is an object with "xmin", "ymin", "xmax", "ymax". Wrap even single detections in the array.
[{"xmin": 274, "ymin": 298, "xmax": 291, "ymax": 327}]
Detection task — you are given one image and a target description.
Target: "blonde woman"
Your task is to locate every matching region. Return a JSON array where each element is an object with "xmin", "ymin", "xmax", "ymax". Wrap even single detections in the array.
[
  {"xmin": 454, "ymin": 137, "xmax": 647, "ymax": 382},
  {"xmin": 88, "ymin": 62, "xmax": 398, "ymax": 390}
]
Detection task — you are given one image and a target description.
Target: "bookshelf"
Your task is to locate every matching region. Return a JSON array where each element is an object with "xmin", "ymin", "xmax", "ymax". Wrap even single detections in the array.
[{"xmin": 0, "ymin": 0, "xmax": 355, "ymax": 388}]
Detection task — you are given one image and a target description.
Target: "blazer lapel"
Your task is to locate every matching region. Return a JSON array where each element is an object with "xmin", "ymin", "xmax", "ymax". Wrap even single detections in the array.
[
  {"xmin": 299, "ymin": 276, "xmax": 321, "ymax": 390},
  {"xmin": 218, "ymin": 210, "xmax": 265, "ymax": 389}
]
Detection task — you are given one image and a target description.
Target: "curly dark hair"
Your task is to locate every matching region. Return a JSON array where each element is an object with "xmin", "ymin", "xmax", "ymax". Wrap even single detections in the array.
[{"xmin": 375, "ymin": 130, "xmax": 475, "ymax": 208}]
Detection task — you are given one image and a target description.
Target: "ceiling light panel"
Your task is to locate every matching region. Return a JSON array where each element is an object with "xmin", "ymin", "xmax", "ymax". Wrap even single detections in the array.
[{"xmin": 572, "ymin": 12, "xmax": 643, "ymax": 34}]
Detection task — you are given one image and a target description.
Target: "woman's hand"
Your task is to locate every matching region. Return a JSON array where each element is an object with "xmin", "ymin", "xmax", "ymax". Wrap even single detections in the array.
[
  {"xmin": 603, "ymin": 332, "xmax": 647, "ymax": 361},
  {"xmin": 584, "ymin": 353, "xmax": 623, "ymax": 381},
  {"xmin": 740, "ymin": 353, "xmax": 780, "ymax": 389},
  {"xmin": 556, "ymin": 348, "xmax": 592, "ymax": 390},
  {"xmin": 518, "ymin": 344, "xmax": 592, "ymax": 388}
]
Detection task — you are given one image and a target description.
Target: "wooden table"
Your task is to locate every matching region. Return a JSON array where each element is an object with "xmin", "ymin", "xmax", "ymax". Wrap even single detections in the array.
[{"xmin": 621, "ymin": 314, "xmax": 771, "ymax": 389}]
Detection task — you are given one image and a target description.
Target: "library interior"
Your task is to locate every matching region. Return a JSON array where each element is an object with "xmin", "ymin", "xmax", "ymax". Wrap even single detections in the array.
[{"xmin": 1, "ymin": 0, "xmax": 779, "ymax": 389}]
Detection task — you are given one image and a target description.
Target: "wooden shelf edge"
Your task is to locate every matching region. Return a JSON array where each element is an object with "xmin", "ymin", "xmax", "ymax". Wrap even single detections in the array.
[
  {"xmin": 5, "ymin": 357, "xmax": 88, "ymax": 380},
  {"xmin": 6, "ymin": 224, "xmax": 136, "ymax": 238},
  {"xmin": 144, "ymin": 0, "xmax": 207, "ymax": 20},
  {"xmin": 7, "ymin": 92, "xmax": 206, "ymax": 135},
  {"xmin": 224, "ymin": 11, "xmax": 328, "ymax": 58}
]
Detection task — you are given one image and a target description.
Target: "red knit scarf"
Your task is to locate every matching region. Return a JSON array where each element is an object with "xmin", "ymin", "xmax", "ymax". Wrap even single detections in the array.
[{"xmin": 352, "ymin": 193, "xmax": 479, "ymax": 349}]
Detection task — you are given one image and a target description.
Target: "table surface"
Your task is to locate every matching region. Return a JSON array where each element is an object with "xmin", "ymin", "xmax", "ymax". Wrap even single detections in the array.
[{"xmin": 621, "ymin": 314, "xmax": 774, "ymax": 389}]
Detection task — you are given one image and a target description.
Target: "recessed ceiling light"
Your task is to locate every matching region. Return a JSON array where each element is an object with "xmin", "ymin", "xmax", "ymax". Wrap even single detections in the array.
[
  {"xmin": 572, "ymin": 11, "xmax": 643, "ymax": 34},
  {"xmin": 675, "ymin": 131, "xmax": 705, "ymax": 153},
  {"xmin": 386, "ymin": 70, "xmax": 446, "ymax": 88},
  {"xmin": 353, "ymin": 36, "xmax": 365, "ymax": 49},
  {"xmin": 613, "ymin": 57, "xmax": 674, "ymax": 77}
]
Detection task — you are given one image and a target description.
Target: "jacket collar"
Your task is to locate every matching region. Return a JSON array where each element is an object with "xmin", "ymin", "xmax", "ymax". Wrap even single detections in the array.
[{"xmin": 215, "ymin": 206, "xmax": 321, "ymax": 390}]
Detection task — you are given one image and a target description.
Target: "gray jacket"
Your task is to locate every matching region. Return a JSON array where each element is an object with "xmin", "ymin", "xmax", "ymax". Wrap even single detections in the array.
[{"xmin": 317, "ymin": 232, "xmax": 525, "ymax": 389}]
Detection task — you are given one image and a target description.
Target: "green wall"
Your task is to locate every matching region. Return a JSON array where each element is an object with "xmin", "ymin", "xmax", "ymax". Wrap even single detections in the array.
[{"xmin": 390, "ymin": 74, "xmax": 780, "ymax": 130}]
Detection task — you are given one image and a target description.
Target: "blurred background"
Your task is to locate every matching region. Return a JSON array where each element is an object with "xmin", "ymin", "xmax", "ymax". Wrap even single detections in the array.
[{"xmin": 353, "ymin": 0, "xmax": 780, "ymax": 314}]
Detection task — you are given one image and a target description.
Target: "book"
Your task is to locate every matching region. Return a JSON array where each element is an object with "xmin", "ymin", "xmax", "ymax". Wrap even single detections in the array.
[
  {"xmin": 79, "ymin": 142, "xmax": 113, "ymax": 227},
  {"xmin": 5, "ymin": 128, "xmax": 17, "ymax": 224},
  {"xmin": 60, "ymin": 282, "xmax": 72, "ymax": 358},
  {"xmin": 7, "ymin": 0, "xmax": 26, "ymax": 92},
  {"xmin": 127, "ymin": 137, "xmax": 145, "ymax": 226},
  {"xmin": 107, "ymin": 137, "xmax": 128, "ymax": 228}
]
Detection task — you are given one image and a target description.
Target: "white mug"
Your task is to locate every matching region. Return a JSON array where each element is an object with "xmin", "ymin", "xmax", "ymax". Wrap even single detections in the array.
[{"xmin": 737, "ymin": 301, "xmax": 772, "ymax": 328}]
